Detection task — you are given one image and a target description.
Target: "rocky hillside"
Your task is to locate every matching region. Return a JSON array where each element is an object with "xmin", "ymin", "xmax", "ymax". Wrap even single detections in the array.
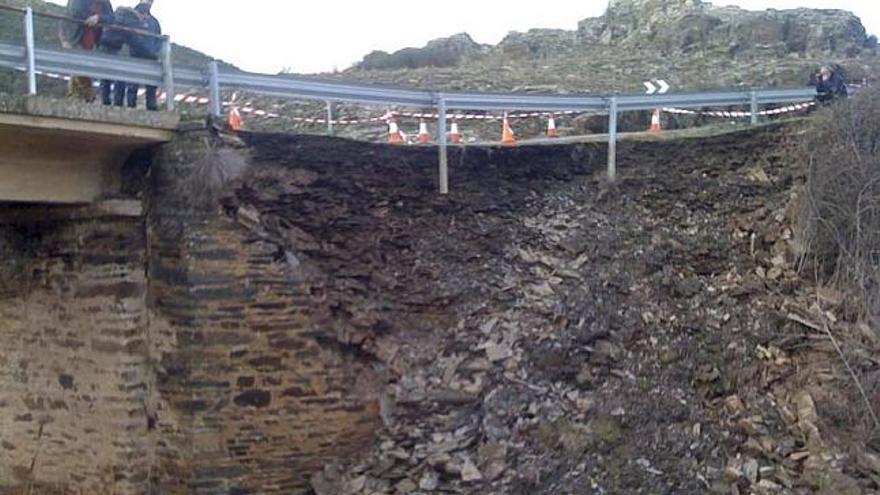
[
  {"xmin": 341, "ymin": 0, "xmax": 879, "ymax": 93},
  {"xmin": 358, "ymin": 33, "xmax": 489, "ymax": 71}
]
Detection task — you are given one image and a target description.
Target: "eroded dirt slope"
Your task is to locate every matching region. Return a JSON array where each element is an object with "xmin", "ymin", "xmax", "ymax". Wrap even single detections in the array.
[{"xmin": 220, "ymin": 122, "xmax": 875, "ymax": 494}]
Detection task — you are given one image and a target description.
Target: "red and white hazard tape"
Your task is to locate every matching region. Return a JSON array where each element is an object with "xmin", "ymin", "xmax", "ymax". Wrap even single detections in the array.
[
  {"xmin": 662, "ymin": 102, "xmax": 815, "ymax": 118},
  {"xmin": 32, "ymin": 70, "xmax": 824, "ymax": 125},
  {"xmin": 216, "ymin": 109, "xmax": 594, "ymax": 126},
  {"xmin": 394, "ymin": 110, "xmax": 584, "ymax": 121}
]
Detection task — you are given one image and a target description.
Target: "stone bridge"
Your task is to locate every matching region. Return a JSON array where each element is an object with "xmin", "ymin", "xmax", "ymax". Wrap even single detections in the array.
[{"xmin": 1, "ymin": 93, "xmax": 783, "ymax": 494}]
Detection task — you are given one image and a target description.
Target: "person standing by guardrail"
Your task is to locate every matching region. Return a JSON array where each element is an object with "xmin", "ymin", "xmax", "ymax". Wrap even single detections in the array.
[
  {"xmin": 125, "ymin": 0, "xmax": 162, "ymax": 111},
  {"xmin": 59, "ymin": 0, "xmax": 114, "ymax": 102},
  {"xmin": 98, "ymin": 6, "xmax": 133, "ymax": 107}
]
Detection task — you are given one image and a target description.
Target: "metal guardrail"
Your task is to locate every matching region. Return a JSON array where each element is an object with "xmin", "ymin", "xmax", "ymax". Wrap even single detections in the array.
[
  {"xmin": 207, "ymin": 72, "xmax": 816, "ymax": 193},
  {"xmin": 0, "ymin": 5, "xmax": 819, "ymax": 194}
]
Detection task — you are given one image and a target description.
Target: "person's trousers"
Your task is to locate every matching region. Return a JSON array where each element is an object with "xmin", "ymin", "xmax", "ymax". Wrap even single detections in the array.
[
  {"xmin": 126, "ymin": 84, "xmax": 158, "ymax": 111},
  {"xmin": 101, "ymin": 80, "xmax": 127, "ymax": 107},
  {"xmin": 67, "ymin": 36, "xmax": 98, "ymax": 102},
  {"xmin": 100, "ymin": 47, "xmax": 126, "ymax": 107},
  {"xmin": 129, "ymin": 51, "xmax": 160, "ymax": 111}
]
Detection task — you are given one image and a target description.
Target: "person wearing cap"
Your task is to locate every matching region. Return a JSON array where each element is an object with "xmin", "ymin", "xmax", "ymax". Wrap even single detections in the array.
[
  {"xmin": 59, "ymin": 0, "xmax": 114, "ymax": 102},
  {"xmin": 815, "ymin": 65, "xmax": 848, "ymax": 104}
]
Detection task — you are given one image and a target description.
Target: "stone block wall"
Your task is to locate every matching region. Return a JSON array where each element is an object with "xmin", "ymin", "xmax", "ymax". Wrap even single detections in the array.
[
  {"xmin": 0, "ymin": 218, "xmax": 152, "ymax": 495},
  {"xmin": 147, "ymin": 214, "xmax": 381, "ymax": 494},
  {"xmin": 144, "ymin": 130, "xmax": 383, "ymax": 494}
]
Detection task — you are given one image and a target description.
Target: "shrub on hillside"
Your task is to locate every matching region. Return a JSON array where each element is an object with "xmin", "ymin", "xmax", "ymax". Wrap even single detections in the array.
[{"xmin": 798, "ymin": 86, "xmax": 880, "ymax": 323}]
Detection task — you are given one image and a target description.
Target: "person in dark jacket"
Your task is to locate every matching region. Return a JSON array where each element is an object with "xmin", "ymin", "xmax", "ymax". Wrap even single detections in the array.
[
  {"xmin": 99, "ymin": 6, "xmax": 140, "ymax": 107},
  {"xmin": 815, "ymin": 65, "xmax": 848, "ymax": 104},
  {"xmin": 126, "ymin": 0, "xmax": 163, "ymax": 111},
  {"xmin": 60, "ymin": 0, "xmax": 114, "ymax": 102}
]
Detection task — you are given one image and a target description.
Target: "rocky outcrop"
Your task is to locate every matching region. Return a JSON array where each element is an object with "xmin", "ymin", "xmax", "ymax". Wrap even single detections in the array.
[
  {"xmin": 496, "ymin": 29, "xmax": 579, "ymax": 60},
  {"xmin": 356, "ymin": 33, "xmax": 488, "ymax": 70},
  {"xmin": 352, "ymin": 0, "xmax": 875, "ymax": 73},
  {"xmin": 578, "ymin": 0, "xmax": 874, "ymax": 57}
]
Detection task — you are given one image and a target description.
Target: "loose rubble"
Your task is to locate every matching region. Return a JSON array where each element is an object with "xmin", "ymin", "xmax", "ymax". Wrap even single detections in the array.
[{"xmin": 224, "ymin": 122, "xmax": 878, "ymax": 494}]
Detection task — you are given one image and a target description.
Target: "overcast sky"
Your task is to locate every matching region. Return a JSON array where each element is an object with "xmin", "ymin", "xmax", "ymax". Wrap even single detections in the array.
[{"xmin": 47, "ymin": 0, "xmax": 880, "ymax": 74}]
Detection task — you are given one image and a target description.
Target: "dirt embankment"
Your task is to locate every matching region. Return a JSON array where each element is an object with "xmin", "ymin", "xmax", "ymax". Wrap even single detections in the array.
[{"xmin": 206, "ymin": 121, "xmax": 875, "ymax": 494}]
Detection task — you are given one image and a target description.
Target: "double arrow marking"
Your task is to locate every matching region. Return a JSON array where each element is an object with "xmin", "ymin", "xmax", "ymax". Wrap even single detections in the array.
[{"xmin": 644, "ymin": 79, "xmax": 670, "ymax": 95}]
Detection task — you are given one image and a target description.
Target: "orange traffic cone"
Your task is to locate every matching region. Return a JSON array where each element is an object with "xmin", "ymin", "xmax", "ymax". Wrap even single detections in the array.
[
  {"xmin": 649, "ymin": 109, "xmax": 662, "ymax": 133},
  {"xmin": 418, "ymin": 119, "xmax": 431, "ymax": 144},
  {"xmin": 227, "ymin": 107, "xmax": 242, "ymax": 131},
  {"xmin": 388, "ymin": 120, "xmax": 404, "ymax": 145},
  {"xmin": 501, "ymin": 115, "xmax": 516, "ymax": 145},
  {"xmin": 547, "ymin": 115, "xmax": 558, "ymax": 138},
  {"xmin": 450, "ymin": 121, "xmax": 461, "ymax": 143}
]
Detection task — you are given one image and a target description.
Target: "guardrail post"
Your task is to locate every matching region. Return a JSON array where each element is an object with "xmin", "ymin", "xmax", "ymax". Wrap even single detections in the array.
[
  {"xmin": 23, "ymin": 7, "xmax": 36, "ymax": 95},
  {"xmin": 750, "ymin": 90, "xmax": 759, "ymax": 125},
  {"xmin": 161, "ymin": 36, "xmax": 175, "ymax": 111},
  {"xmin": 608, "ymin": 97, "xmax": 618, "ymax": 182},
  {"xmin": 209, "ymin": 60, "xmax": 221, "ymax": 118},
  {"xmin": 326, "ymin": 101, "xmax": 334, "ymax": 135},
  {"xmin": 437, "ymin": 97, "xmax": 449, "ymax": 195}
]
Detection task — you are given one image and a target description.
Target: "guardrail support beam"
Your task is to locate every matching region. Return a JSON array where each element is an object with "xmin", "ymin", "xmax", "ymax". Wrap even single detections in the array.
[
  {"xmin": 209, "ymin": 60, "xmax": 221, "ymax": 118},
  {"xmin": 750, "ymin": 90, "xmax": 759, "ymax": 125},
  {"xmin": 23, "ymin": 7, "xmax": 36, "ymax": 95},
  {"xmin": 161, "ymin": 37, "xmax": 174, "ymax": 111},
  {"xmin": 326, "ymin": 101, "xmax": 334, "ymax": 135},
  {"xmin": 608, "ymin": 97, "xmax": 618, "ymax": 182},
  {"xmin": 438, "ymin": 97, "xmax": 449, "ymax": 195}
]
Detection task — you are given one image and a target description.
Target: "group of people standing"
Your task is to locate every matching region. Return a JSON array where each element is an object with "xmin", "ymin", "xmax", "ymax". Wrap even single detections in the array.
[{"xmin": 59, "ymin": 0, "xmax": 162, "ymax": 110}]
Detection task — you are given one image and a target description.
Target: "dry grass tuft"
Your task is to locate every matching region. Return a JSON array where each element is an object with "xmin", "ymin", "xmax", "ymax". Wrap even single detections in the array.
[
  {"xmin": 177, "ymin": 147, "xmax": 250, "ymax": 212},
  {"xmin": 798, "ymin": 86, "xmax": 880, "ymax": 325}
]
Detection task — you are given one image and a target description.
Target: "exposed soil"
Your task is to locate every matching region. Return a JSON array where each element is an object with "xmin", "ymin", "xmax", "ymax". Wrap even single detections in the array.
[{"xmin": 218, "ymin": 121, "xmax": 877, "ymax": 494}]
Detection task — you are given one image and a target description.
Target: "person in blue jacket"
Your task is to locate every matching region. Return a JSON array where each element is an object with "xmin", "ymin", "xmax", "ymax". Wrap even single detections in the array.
[{"xmin": 126, "ymin": 0, "xmax": 163, "ymax": 110}]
